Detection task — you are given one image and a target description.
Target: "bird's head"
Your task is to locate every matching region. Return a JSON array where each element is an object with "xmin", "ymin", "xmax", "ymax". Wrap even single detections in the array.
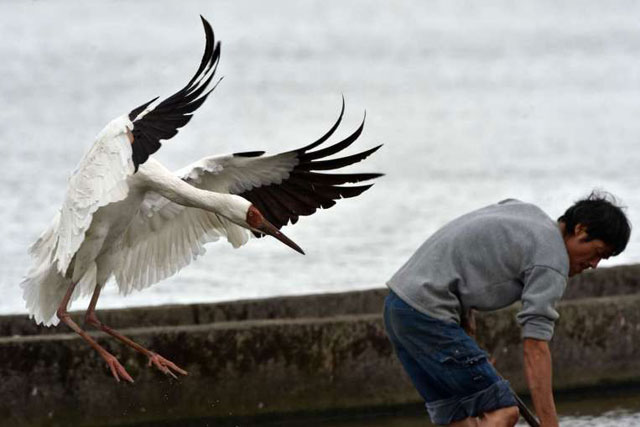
[{"xmin": 245, "ymin": 205, "xmax": 305, "ymax": 255}]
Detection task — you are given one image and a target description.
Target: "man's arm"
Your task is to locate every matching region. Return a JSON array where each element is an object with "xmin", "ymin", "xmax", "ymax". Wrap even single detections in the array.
[
  {"xmin": 523, "ymin": 338, "xmax": 558, "ymax": 427},
  {"xmin": 462, "ymin": 308, "xmax": 476, "ymax": 338}
]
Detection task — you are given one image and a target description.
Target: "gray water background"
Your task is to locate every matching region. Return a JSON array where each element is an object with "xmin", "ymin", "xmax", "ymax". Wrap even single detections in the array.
[{"xmin": 3, "ymin": 0, "xmax": 640, "ymax": 313}]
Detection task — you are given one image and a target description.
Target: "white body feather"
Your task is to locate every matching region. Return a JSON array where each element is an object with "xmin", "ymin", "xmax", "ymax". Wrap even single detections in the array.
[{"xmin": 21, "ymin": 115, "xmax": 297, "ymax": 326}]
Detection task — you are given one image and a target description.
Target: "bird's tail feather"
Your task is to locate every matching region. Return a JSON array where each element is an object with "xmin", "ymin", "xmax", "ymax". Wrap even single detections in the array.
[{"xmin": 20, "ymin": 261, "xmax": 72, "ymax": 327}]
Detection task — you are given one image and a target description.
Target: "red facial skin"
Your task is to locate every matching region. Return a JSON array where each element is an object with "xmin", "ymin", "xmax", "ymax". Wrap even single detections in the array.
[
  {"xmin": 245, "ymin": 205, "xmax": 305, "ymax": 254},
  {"xmin": 246, "ymin": 205, "xmax": 264, "ymax": 229},
  {"xmin": 562, "ymin": 223, "xmax": 613, "ymax": 277}
]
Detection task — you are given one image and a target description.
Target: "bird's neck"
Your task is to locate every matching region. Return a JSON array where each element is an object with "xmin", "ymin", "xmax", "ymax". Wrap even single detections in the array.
[
  {"xmin": 207, "ymin": 192, "xmax": 252, "ymax": 225},
  {"xmin": 138, "ymin": 159, "xmax": 252, "ymax": 226}
]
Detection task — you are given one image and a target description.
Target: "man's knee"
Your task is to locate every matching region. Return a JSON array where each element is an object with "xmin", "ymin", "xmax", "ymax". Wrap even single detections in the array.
[
  {"xmin": 448, "ymin": 416, "xmax": 479, "ymax": 427},
  {"xmin": 502, "ymin": 406, "xmax": 520, "ymax": 425},
  {"xmin": 480, "ymin": 405, "xmax": 519, "ymax": 427}
]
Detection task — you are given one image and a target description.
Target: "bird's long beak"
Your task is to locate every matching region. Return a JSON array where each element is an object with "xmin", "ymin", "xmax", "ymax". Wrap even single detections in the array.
[
  {"xmin": 246, "ymin": 205, "xmax": 305, "ymax": 254},
  {"xmin": 256, "ymin": 219, "xmax": 305, "ymax": 255}
]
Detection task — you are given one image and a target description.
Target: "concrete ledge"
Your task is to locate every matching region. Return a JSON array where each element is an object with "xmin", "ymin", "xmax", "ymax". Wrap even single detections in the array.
[
  {"xmin": 3, "ymin": 289, "xmax": 640, "ymax": 426},
  {"xmin": 484, "ymin": 294, "xmax": 640, "ymax": 391},
  {"xmin": 5, "ymin": 264, "xmax": 639, "ymax": 337},
  {"xmin": 562, "ymin": 264, "xmax": 640, "ymax": 300},
  {"xmin": 0, "ymin": 289, "xmax": 389, "ymax": 338},
  {"xmin": 1, "ymin": 315, "xmax": 401, "ymax": 426}
]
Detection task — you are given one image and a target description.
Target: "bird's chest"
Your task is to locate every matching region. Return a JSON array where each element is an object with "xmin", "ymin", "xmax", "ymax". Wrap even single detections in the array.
[{"xmin": 87, "ymin": 190, "xmax": 145, "ymax": 252}]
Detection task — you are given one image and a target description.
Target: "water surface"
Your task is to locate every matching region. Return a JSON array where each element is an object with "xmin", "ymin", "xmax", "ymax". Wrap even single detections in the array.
[{"xmin": 3, "ymin": 0, "xmax": 640, "ymax": 313}]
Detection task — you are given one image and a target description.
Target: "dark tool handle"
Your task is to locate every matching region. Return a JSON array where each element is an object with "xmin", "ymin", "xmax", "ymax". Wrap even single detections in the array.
[{"xmin": 513, "ymin": 391, "xmax": 540, "ymax": 427}]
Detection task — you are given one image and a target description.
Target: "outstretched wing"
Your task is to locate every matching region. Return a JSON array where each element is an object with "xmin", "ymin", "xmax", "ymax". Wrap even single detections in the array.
[
  {"xmin": 54, "ymin": 122, "xmax": 135, "ymax": 274},
  {"xmin": 112, "ymin": 100, "xmax": 382, "ymax": 292},
  {"xmin": 114, "ymin": 193, "xmax": 250, "ymax": 294},
  {"xmin": 128, "ymin": 15, "xmax": 221, "ymax": 170},
  {"xmin": 52, "ymin": 16, "xmax": 220, "ymax": 275},
  {"xmin": 181, "ymin": 98, "xmax": 383, "ymax": 233}
]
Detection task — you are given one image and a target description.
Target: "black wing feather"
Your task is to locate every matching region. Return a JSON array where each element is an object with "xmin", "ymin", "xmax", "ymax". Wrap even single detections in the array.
[
  {"xmin": 236, "ymin": 102, "xmax": 383, "ymax": 236},
  {"xmin": 128, "ymin": 16, "xmax": 221, "ymax": 171},
  {"xmin": 298, "ymin": 113, "xmax": 365, "ymax": 162},
  {"xmin": 289, "ymin": 171, "xmax": 383, "ymax": 185},
  {"xmin": 296, "ymin": 145, "xmax": 382, "ymax": 171}
]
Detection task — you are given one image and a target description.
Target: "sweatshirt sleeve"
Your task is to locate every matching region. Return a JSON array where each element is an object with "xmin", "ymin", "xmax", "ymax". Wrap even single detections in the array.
[{"xmin": 516, "ymin": 266, "xmax": 568, "ymax": 341}]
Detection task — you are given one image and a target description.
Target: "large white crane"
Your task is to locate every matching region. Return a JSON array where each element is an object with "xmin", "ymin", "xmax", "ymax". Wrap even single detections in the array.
[{"xmin": 20, "ymin": 16, "xmax": 382, "ymax": 382}]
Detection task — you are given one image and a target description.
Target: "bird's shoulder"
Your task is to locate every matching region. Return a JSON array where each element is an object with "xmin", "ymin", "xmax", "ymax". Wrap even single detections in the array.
[
  {"xmin": 176, "ymin": 154, "xmax": 236, "ymax": 182},
  {"xmin": 69, "ymin": 115, "xmax": 133, "ymax": 176},
  {"xmin": 94, "ymin": 114, "xmax": 133, "ymax": 145},
  {"xmin": 177, "ymin": 151, "xmax": 297, "ymax": 183}
]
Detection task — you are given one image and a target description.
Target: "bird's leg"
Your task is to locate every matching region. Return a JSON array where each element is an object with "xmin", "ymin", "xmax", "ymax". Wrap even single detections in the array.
[
  {"xmin": 84, "ymin": 284, "xmax": 187, "ymax": 379},
  {"xmin": 56, "ymin": 281, "xmax": 133, "ymax": 383}
]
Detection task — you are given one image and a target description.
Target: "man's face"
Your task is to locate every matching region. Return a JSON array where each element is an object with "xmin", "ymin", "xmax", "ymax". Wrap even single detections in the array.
[{"xmin": 564, "ymin": 224, "xmax": 613, "ymax": 276}]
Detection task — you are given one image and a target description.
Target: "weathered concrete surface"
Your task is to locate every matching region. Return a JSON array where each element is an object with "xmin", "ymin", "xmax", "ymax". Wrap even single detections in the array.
[
  {"xmin": 480, "ymin": 295, "xmax": 640, "ymax": 391},
  {"xmin": 0, "ymin": 315, "xmax": 401, "ymax": 426},
  {"xmin": 5, "ymin": 264, "xmax": 639, "ymax": 338},
  {"xmin": 563, "ymin": 264, "xmax": 640, "ymax": 300},
  {"xmin": 2, "ymin": 264, "xmax": 639, "ymax": 426},
  {"xmin": 0, "ymin": 288, "xmax": 389, "ymax": 338}
]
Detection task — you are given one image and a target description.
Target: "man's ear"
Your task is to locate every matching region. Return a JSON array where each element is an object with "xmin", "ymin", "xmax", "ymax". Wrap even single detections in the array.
[{"xmin": 574, "ymin": 223, "xmax": 589, "ymax": 238}]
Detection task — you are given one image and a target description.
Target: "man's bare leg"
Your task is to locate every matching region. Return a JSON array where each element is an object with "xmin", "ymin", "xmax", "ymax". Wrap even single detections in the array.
[
  {"xmin": 478, "ymin": 406, "xmax": 519, "ymax": 427},
  {"xmin": 56, "ymin": 281, "xmax": 134, "ymax": 383},
  {"xmin": 446, "ymin": 405, "xmax": 519, "ymax": 427},
  {"xmin": 84, "ymin": 284, "xmax": 187, "ymax": 378},
  {"xmin": 449, "ymin": 417, "xmax": 479, "ymax": 426}
]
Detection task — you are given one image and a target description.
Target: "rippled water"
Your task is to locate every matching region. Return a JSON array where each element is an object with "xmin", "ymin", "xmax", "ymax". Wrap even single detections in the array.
[
  {"xmin": 319, "ymin": 410, "xmax": 640, "ymax": 427},
  {"xmin": 2, "ymin": 4, "xmax": 640, "ymax": 299},
  {"xmin": 268, "ymin": 388, "xmax": 640, "ymax": 426},
  {"xmin": 4, "ymin": 0, "xmax": 640, "ymax": 313}
]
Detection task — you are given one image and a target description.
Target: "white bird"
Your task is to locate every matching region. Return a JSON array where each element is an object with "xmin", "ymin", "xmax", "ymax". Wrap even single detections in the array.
[{"xmin": 21, "ymin": 16, "xmax": 382, "ymax": 382}]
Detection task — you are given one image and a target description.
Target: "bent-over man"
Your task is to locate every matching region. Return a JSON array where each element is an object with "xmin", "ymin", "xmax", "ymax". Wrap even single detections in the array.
[{"xmin": 384, "ymin": 193, "xmax": 631, "ymax": 426}]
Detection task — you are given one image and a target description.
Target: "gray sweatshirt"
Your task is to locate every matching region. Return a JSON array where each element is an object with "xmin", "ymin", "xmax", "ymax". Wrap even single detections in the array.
[{"xmin": 387, "ymin": 199, "xmax": 569, "ymax": 341}]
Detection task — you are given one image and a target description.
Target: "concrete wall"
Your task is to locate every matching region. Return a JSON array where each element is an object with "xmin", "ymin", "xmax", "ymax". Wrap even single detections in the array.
[
  {"xmin": 2, "ymin": 264, "xmax": 640, "ymax": 426},
  {"xmin": 7, "ymin": 264, "xmax": 639, "ymax": 337},
  {"xmin": 562, "ymin": 264, "xmax": 640, "ymax": 300}
]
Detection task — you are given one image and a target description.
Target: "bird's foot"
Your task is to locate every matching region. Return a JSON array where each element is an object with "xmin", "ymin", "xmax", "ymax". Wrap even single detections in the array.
[
  {"xmin": 103, "ymin": 352, "xmax": 134, "ymax": 383},
  {"xmin": 147, "ymin": 352, "xmax": 188, "ymax": 379}
]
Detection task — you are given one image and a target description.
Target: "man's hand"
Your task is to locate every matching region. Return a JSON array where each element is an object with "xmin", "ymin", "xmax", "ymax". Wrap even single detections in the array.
[
  {"xmin": 523, "ymin": 338, "xmax": 558, "ymax": 427},
  {"xmin": 462, "ymin": 308, "xmax": 476, "ymax": 338}
]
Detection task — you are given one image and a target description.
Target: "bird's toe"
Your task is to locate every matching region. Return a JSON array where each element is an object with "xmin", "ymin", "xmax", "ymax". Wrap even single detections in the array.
[
  {"xmin": 104, "ymin": 353, "xmax": 134, "ymax": 383},
  {"xmin": 148, "ymin": 352, "xmax": 188, "ymax": 378}
]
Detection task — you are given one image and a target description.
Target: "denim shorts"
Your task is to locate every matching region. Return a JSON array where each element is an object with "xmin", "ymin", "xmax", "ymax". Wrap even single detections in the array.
[{"xmin": 384, "ymin": 291, "xmax": 517, "ymax": 425}]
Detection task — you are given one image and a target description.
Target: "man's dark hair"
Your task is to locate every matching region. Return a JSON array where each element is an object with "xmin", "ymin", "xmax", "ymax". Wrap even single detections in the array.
[{"xmin": 558, "ymin": 191, "xmax": 631, "ymax": 256}]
